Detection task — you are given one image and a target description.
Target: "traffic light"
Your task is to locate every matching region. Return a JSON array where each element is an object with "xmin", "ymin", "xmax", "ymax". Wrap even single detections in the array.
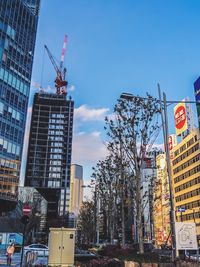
[{"xmin": 20, "ymin": 215, "xmax": 30, "ymax": 225}]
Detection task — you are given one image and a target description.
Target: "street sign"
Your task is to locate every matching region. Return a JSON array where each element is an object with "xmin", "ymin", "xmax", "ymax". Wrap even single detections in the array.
[
  {"xmin": 23, "ymin": 204, "xmax": 32, "ymax": 215},
  {"xmin": 175, "ymin": 222, "xmax": 198, "ymax": 250},
  {"xmin": 178, "ymin": 207, "xmax": 186, "ymax": 212}
]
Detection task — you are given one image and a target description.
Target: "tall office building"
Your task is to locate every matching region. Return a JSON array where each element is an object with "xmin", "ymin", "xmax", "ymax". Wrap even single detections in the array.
[
  {"xmin": 69, "ymin": 164, "xmax": 83, "ymax": 216},
  {"xmin": 25, "ymin": 91, "xmax": 74, "ymax": 221},
  {"xmin": 172, "ymin": 128, "xmax": 200, "ymax": 246},
  {"xmin": 0, "ymin": 0, "xmax": 40, "ymax": 212}
]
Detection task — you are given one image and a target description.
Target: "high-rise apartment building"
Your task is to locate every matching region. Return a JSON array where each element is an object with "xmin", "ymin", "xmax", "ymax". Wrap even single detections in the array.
[
  {"xmin": 69, "ymin": 164, "xmax": 83, "ymax": 216},
  {"xmin": 25, "ymin": 92, "xmax": 74, "ymax": 221},
  {"xmin": 172, "ymin": 128, "xmax": 200, "ymax": 245},
  {"xmin": 0, "ymin": 0, "xmax": 40, "ymax": 212}
]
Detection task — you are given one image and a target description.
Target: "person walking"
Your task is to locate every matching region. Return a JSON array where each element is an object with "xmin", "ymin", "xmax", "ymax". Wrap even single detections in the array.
[{"xmin": 6, "ymin": 243, "xmax": 15, "ymax": 266}]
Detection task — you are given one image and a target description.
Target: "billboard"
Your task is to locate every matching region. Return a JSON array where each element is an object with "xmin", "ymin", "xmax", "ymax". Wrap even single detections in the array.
[
  {"xmin": 174, "ymin": 103, "xmax": 188, "ymax": 136},
  {"xmin": 194, "ymin": 77, "xmax": 200, "ymax": 130},
  {"xmin": 175, "ymin": 222, "xmax": 198, "ymax": 250}
]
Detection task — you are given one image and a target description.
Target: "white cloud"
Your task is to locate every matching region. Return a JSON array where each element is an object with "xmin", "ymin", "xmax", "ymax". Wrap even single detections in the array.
[
  {"xmin": 151, "ymin": 143, "xmax": 164, "ymax": 151},
  {"xmin": 46, "ymin": 85, "xmax": 55, "ymax": 93},
  {"xmin": 74, "ymin": 105, "xmax": 109, "ymax": 121},
  {"xmin": 72, "ymin": 131, "xmax": 108, "ymax": 165},
  {"xmin": 68, "ymin": 85, "xmax": 75, "ymax": 92}
]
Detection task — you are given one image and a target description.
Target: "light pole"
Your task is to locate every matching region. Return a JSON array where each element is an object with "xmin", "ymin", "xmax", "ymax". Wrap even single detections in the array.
[{"xmin": 157, "ymin": 86, "xmax": 177, "ymax": 261}]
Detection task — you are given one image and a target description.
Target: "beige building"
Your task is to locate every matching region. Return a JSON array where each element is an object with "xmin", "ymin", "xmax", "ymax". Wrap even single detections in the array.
[
  {"xmin": 69, "ymin": 164, "xmax": 83, "ymax": 216},
  {"xmin": 153, "ymin": 154, "xmax": 171, "ymax": 247},
  {"xmin": 171, "ymin": 128, "xmax": 200, "ymax": 245}
]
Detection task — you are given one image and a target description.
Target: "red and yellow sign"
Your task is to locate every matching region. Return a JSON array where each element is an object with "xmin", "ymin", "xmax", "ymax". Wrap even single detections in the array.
[
  {"xmin": 168, "ymin": 134, "xmax": 177, "ymax": 159},
  {"xmin": 174, "ymin": 103, "xmax": 188, "ymax": 136}
]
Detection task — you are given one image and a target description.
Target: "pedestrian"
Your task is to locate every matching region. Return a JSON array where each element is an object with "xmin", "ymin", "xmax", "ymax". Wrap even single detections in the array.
[{"xmin": 6, "ymin": 243, "xmax": 15, "ymax": 266}]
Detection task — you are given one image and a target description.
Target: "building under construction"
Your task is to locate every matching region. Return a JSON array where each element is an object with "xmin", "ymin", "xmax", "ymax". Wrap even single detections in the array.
[{"xmin": 25, "ymin": 91, "xmax": 74, "ymax": 221}]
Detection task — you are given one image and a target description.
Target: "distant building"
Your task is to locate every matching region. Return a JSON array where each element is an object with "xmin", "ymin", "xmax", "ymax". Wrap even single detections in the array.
[
  {"xmin": 69, "ymin": 164, "xmax": 83, "ymax": 216},
  {"xmin": 25, "ymin": 92, "xmax": 74, "ymax": 221},
  {"xmin": 141, "ymin": 151, "xmax": 160, "ymax": 242},
  {"xmin": 171, "ymin": 128, "xmax": 200, "ymax": 245},
  {"xmin": 153, "ymin": 154, "xmax": 171, "ymax": 247},
  {"xmin": 18, "ymin": 187, "xmax": 47, "ymax": 236},
  {"xmin": 0, "ymin": 0, "xmax": 40, "ymax": 212}
]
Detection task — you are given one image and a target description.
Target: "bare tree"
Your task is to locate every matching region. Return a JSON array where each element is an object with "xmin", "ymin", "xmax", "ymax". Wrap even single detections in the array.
[
  {"xmin": 92, "ymin": 156, "xmax": 119, "ymax": 244},
  {"xmin": 104, "ymin": 93, "xmax": 160, "ymax": 253},
  {"xmin": 77, "ymin": 200, "xmax": 95, "ymax": 244}
]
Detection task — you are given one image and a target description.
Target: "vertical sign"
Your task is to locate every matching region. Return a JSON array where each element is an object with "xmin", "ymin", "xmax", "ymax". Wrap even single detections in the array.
[
  {"xmin": 168, "ymin": 134, "xmax": 177, "ymax": 159},
  {"xmin": 174, "ymin": 103, "xmax": 188, "ymax": 136},
  {"xmin": 194, "ymin": 77, "xmax": 200, "ymax": 130}
]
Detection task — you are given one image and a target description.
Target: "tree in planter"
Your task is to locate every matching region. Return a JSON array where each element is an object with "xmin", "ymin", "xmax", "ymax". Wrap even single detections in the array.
[
  {"xmin": 77, "ymin": 200, "xmax": 95, "ymax": 244},
  {"xmin": 105, "ymin": 93, "xmax": 160, "ymax": 254},
  {"xmin": 92, "ymin": 143, "xmax": 132, "ymax": 246},
  {"xmin": 92, "ymin": 155, "xmax": 119, "ymax": 244}
]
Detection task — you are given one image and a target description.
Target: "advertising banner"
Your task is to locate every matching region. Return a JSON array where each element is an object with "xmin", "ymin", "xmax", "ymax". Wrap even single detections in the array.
[
  {"xmin": 174, "ymin": 103, "xmax": 188, "ymax": 136},
  {"xmin": 175, "ymin": 222, "xmax": 198, "ymax": 250},
  {"xmin": 168, "ymin": 134, "xmax": 177, "ymax": 159},
  {"xmin": 194, "ymin": 77, "xmax": 200, "ymax": 130}
]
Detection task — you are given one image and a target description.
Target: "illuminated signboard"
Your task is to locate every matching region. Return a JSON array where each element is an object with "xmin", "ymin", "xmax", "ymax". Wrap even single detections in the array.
[{"xmin": 174, "ymin": 102, "xmax": 188, "ymax": 136}]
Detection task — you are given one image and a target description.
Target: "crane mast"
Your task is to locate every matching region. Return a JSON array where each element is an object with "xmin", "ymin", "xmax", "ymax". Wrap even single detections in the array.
[{"xmin": 44, "ymin": 35, "xmax": 68, "ymax": 95}]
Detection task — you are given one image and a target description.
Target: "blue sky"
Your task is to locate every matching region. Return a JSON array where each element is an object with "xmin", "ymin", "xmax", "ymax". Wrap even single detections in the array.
[{"xmin": 21, "ymin": 0, "xmax": 200, "ymax": 192}]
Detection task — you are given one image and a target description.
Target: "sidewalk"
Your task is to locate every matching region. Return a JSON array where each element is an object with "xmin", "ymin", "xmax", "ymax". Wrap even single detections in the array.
[
  {"xmin": 0, "ymin": 265, "xmax": 20, "ymax": 267},
  {"xmin": 0, "ymin": 254, "xmax": 20, "ymax": 267}
]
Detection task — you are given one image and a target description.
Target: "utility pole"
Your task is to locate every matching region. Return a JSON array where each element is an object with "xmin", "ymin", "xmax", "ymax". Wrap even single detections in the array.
[{"xmin": 158, "ymin": 85, "xmax": 177, "ymax": 262}]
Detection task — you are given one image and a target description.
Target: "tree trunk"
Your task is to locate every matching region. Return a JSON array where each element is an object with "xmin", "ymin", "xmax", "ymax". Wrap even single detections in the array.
[
  {"xmin": 136, "ymin": 172, "xmax": 144, "ymax": 254},
  {"xmin": 121, "ymin": 193, "xmax": 125, "ymax": 247}
]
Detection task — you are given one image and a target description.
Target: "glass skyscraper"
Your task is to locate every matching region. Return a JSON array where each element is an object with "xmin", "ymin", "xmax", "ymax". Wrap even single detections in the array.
[
  {"xmin": 0, "ymin": 0, "xmax": 40, "ymax": 212},
  {"xmin": 25, "ymin": 92, "xmax": 74, "ymax": 221}
]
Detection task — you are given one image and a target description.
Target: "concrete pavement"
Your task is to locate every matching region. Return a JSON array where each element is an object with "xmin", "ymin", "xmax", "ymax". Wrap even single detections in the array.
[{"xmin": 0, "ymin": 253, "xmax": 20, "ymax": 267}]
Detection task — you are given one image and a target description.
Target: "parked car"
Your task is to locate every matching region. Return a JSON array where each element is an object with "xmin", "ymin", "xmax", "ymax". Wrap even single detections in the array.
[
  {"xmin": 23, "ymin": 244, "xmax": 49, "ymax": 256},
  {"xmin": 75, "ymin": 249, "xmax": 98, "ymax": 261},
  {"xmin": 185, "ymin": 248, "xmax": 200, "ymax": 262},
  {"xmin": 132, "ymin": 242, "xmax": 155, "ymax": 253}
]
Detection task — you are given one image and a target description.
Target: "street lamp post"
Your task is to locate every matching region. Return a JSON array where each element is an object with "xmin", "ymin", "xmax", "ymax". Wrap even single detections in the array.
[{"xmin": 158, "ymin": 85, "xmax": 177, "ymax": 261}]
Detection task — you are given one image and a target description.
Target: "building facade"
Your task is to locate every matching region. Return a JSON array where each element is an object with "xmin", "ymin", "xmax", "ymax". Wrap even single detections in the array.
[
  {"xmin": 172, "ymin": 128, "xmax": 200, "ymax": 245},
  {"xmin": 25, "ymin": 91, "xmax": 74, "ymax": 221},
  {"xmin": 153, "ymin": 154, "xmax": 171, "ymax": 247},
  {"xmin": 141, "ymin": 152, "xmax": 158, "ymax": 242},
  {"xmin": 0, "ymin": 0, "xmax": 40, "ymax": 212},
  {"xmin": 69, "ymin": 164, "xmax": 83, "ymax": 216}
]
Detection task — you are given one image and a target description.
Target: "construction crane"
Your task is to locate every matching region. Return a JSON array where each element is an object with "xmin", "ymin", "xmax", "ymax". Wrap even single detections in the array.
[{"xmin": 44, "ymin": 34, "xmax": 68, "ymax": 95}]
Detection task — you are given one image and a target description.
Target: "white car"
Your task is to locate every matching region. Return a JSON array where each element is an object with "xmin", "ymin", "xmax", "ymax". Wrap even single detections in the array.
[
  {"xmin": 185, "ymin": 249, "xmax": 200, "ymax": 262},
  {"xmin": 23, "ymin": 244, "xmax": 49, "ymax": 256}
]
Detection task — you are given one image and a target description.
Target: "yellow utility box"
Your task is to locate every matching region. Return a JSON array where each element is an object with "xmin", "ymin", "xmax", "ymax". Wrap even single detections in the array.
[{"xmin": 48, "ymin": 227, "xmax": 76, "ymax": 267}]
